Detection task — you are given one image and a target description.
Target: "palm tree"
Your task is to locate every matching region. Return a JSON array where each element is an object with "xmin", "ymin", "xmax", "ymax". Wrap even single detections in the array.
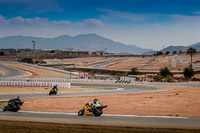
[{"xmin": 187, "ymin": 48, "xmax": 196, "ymax": 67}]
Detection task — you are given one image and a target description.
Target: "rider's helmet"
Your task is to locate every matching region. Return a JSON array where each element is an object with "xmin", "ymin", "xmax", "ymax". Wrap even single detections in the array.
[
  {"xmin": 16, "ymin": 96, "xmax": 20, "ymax": 99},
  {"xmin": 93, "ymin": 99, "xmax": 98, "ymax": 104}
]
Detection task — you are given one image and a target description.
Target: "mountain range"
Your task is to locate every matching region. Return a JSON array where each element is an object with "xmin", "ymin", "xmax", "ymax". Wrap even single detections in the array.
[
  {"xmin": 0, "ymin": 34, "xmax": 152, "ymax": 55},
  {"xmin": 142, "ymin": 42, "xmax": 200, "ymax": 55}
]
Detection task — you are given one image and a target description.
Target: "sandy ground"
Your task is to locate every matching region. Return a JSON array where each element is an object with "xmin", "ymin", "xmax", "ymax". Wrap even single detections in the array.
[
  {"xmin": 0, "ymin": 86, "xmax": 105, "ymax": 93},
  {"xmin": 20, "ymin": 85, "xmax": 200, "ymax": 117},
  {"xmin": 104, "ymin": 56, "xmax": 200, "ymax": 72},
  {"xmin": 0, "ymin": 62, "xmax": 77, "ymax": 78},
  {"xmin": 45, "ymin": 58, "xmax": 121, "ymax": 68}
]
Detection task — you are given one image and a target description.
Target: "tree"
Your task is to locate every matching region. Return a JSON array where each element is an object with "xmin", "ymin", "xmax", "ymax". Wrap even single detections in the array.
[
  {"xmin": 159, "ymin": 67, "xmax": 173, "ymax": 77},
  {"xmin": 128, "ymin": 67, "xmax": 140, "ymax": 75},
  {"xmin": 187, "ymin": 48, "xmax": 196, "ymax": 67},
  {"xmin": 184, "ymin": 67, "xmax": 195, "ymax": 78},
  {"xmin": 153, "ymin": 67, "xmax": 173, "ymax": 82},
  {"xmin": 165, "ymin": 51, "xmax": 170, "ymax": 55},
  {"xmin": 154, "ymin": 51, "xmax": 163, "ymax": 56},
  {"xmin": 0, "ymin": 51, "xmax": 5, "ymax": 56},
  {"xmin": 173, "ymin": 51, "xmax": 177, "ymax": 55}
]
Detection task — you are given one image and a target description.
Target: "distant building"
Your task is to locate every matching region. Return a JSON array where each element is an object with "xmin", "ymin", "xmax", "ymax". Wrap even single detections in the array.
[{"xmin": 62, "ymin": 50, "xmax": 92, "ymax": 56}]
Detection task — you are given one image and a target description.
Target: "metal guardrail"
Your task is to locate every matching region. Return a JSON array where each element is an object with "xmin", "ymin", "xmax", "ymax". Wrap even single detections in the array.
[
  {"xmin": 0, "ymin": 77, "xmax": 200, "ymax": 86},
  {"xmin": 0, "ymin": 81, "xmax": 70, "ymax": 88}
]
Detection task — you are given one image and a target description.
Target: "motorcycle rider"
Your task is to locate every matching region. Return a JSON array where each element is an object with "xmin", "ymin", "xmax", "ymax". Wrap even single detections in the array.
[
  {"xmin": 52, "ymin": 85, "xmax": 58, "ymax": 92},
  {"xmin": 89, "ymin": 98, "xmax": 101, "ymax": 107},
  {"xmin": 8, "ymin": 96, "xmax": 22, "ymax": 106}
]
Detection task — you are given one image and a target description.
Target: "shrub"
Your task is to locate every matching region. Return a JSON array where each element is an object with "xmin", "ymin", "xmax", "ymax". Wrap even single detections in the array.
[
  {"xmin": 165, "ymin": 75, "xmax": 174, "ymax": 82},
  {"xmin": 153, "ymin": 73, "xmax": 163, "ymax": 82},
  {"xmin": 154, "ymin": 67, "xmax": 173, "ymax": 82},
  {"xmin": 128, "ymin": 67, "xmax": 140, "ymax": 75},
  {"xmin": 20, "ymin": 58, "xmax": 33, "ymax": 63},
  {"xmin": 159, "ymin": 67, "xmax": 173, "ymax": 77},
  {"xmin": 184, "ymin": 67, "xmax": 194, "ymax": 78}
]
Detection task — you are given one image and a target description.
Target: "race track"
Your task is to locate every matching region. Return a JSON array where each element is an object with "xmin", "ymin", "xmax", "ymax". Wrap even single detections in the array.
[
  {"xmin": 1, "ymin": 110, "xmax": 200, "ymax": 129},
  {"xmin": 0, "ymin": 63, "xmax": 200, "ymax": 129},
  {"xmin": 0, "ymin": 64, "xmax": 31, "ymax": 77},
  {"xmin": 0, "ymin": 83, "xmax": 164, "ymax": 100}
]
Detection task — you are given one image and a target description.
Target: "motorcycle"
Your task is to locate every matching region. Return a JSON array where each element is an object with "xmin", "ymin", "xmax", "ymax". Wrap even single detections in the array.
[
  {"xmin": 3, "ymin": 98, "xmax": 23, "ymax": 112},
  {"xmin": 78, "ymin": 103, "xmax": 107, "ymax": 117},
  {"xmin": 49, "ymin": 85, "xmax": 58, "ymax": 95},
  {"xmin": 49, "ymin": 89, "xmax": 58, "ymax": 95}
]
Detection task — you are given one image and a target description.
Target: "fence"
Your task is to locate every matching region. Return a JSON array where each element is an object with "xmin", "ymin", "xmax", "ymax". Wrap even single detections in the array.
[
  {"xmin": 0, "ymin": 81, "xmax": 70, "ymax": 88},
  {"xmin": 129, "ymin": 81, "xmax": 200, "ymax": 87},
  {"xmin": 0, "ymin": 77, "xmax": 200, "ymax": 87}
]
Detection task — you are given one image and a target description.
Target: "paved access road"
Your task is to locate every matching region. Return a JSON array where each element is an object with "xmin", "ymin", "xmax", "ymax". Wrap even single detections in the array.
[{"xmin": 0, "ymin": 64, "xmax": 31, "ymax": 77}]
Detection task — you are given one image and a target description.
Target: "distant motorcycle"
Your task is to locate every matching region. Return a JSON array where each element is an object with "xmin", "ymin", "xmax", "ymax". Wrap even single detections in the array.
[
  {"xmin": 78, "ymin": 103, "xmax": 107, "ymax": 117},
  {"xmin": 3, "ymin": 97, "xmax": 23, "ymax": 112},
  {"xmin": 49, "ymin": 85, "xmax": 58, "ymax": 95}
]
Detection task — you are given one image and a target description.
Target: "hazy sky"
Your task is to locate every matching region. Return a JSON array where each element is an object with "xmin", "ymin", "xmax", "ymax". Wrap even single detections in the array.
[{"xmin": 1, "ymin": 0, "xmax": 200, "ymax": 50}]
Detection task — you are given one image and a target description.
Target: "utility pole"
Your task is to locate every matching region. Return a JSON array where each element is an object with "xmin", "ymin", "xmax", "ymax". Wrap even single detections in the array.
[{"xmin": 32, "ymin": 40, "xmax": 36, "ymax": 52}]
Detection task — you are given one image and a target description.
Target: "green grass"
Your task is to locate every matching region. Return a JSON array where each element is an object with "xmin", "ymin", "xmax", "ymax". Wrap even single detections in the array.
[{"xmin": 0, "ymin": 120, "xmax": 200, "ymax": 133}]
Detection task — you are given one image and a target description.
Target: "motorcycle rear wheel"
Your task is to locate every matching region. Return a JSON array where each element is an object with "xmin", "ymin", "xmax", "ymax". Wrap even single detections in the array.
[{"xmin": 3, "ymin": 106, "xmax": 7, "ymax": 111}]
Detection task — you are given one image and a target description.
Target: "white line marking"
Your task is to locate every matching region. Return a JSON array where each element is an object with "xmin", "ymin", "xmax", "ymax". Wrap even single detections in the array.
[{"xmin": 1, "ymin": 110, "xmax": 189, "ymax": 119}]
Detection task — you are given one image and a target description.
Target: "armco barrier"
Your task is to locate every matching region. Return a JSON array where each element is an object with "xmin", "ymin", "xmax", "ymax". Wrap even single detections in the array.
[
  {"xmin": 0, "ymin": 81, "xmax": 70, "ymax": 88},
  {"xmin": 0, "ymin": 77, "xmax": 200, "ymax": 86}
]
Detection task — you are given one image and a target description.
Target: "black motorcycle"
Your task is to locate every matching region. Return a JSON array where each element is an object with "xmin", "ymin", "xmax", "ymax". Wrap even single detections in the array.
[
  {"xmin": 49, "ymin": 85, "xmax": 58, "ymax": 95},
  {"xmin": 49, "ymin": 89, "xmax": 58, "ymax": 95},
  {"xmin": 3, "ymin": 98, "xmax": 23, "ymax": 112}
]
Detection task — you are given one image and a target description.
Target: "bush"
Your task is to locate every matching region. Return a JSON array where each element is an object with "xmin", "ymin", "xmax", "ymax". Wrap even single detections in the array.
[
  {"xmin": 20, "ymin": 58, "xmax": 33, "ymax": 63},
  {"xmin": 153, "ymin": 73, "xmax": 163, "ymax": 82},
  {"xmin": 184, "ymin": 67, "xmax": 194, "ymax": 78},
  {"xmin": 159, "ymin": 67, "xmax": 173, "ymax": 77},
  {"xmin": 165, "ymin": 75, "xmax": 174, "ymax": 82},
  {"xmin": 154, "ymin": 67, "xmax": 174, "ymax": 82},
  {"xmin": 128, "ymin": 67, "xmax": 140, "ymax": 75}
]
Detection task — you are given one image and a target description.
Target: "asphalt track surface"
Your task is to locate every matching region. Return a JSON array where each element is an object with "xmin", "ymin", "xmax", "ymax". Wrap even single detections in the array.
[
  {"xmin": 0, "ymin": 64, "xmax": 31, "ymax": 77},
  {"xmin": 89, "ymin": 57, "xmax": 130, "ymax": 69},
  {"xmin": 0, "ymin": 83, "xmax": 165, "ymax": 100},
  {"xmin": 0, "ymin": 63, "xmax": 200, "ymax": 129}
]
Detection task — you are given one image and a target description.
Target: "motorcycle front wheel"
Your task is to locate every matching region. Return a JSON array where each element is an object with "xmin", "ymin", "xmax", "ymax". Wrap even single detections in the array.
[{"xmin": 78, "ymin": 109, "xmax": 84, "ymax": 116}]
